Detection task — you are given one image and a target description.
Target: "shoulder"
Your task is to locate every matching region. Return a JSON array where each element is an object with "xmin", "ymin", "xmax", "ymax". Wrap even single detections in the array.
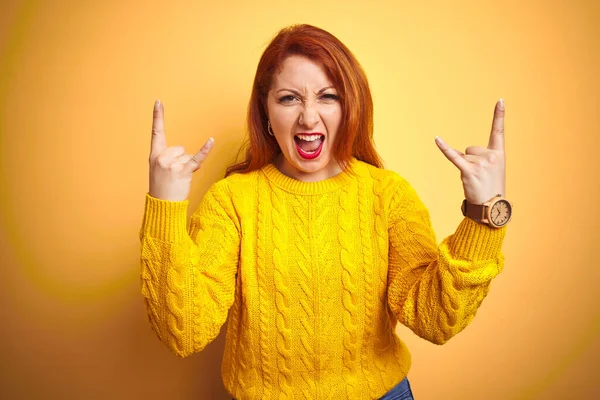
[
  {"xmin": 193, "ymin": 172, "xmax": 259, "ymax": 227},
  {"xmin": 206, "ymin": 168, "xmax": 260, "ymax": 194},
  {"xmin": 201, "ymin": 169, "xmax": 262, "ymax": 218},
  {"xmin": 218, "ymin": 168, "xmax": 261, "ymax": 196},
  {"xmin": 354, "ymin": 160, "xmax": 424, "ymax": 216},
  {"xmin": 354, "ymin": 159, "xmax": 411, "ymax": 195}
]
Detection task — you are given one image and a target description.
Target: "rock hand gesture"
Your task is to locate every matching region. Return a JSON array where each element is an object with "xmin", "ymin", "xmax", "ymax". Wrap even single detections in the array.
[
  {"xmin": 148, "ymin": 100, "xmax": 215, "ymax": 201},
  {"xmin": 434, "ymin": 99, "xmax": 507, "ymax": 205}
]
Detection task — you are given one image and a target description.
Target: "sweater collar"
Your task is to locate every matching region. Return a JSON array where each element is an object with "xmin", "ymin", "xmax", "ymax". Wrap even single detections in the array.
[{"xmin": 261, "ymin": 156, "xmax": 361, "ymax": 195}]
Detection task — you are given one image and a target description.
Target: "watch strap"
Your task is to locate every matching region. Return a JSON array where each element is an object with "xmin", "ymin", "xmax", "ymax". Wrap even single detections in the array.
[
  {"xmin": 462, "ymin": 199, "xmax": 486, "ymax": 223},
  {"xmin": 461, "ymin": 199, "xmax": 485, "ymax": 223}
]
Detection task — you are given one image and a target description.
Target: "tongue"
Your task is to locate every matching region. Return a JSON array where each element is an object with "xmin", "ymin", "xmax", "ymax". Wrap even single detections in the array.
[{"xmin": 297, "ymin": 137, "xmax": 323, "ymax": 152}]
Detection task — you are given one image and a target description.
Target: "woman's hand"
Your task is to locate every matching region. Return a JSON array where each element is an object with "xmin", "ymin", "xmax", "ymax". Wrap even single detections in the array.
[
  {"xmin": 434, "ymin": 99, "xmax": 506, "ymax": 204},
  {"xmin": 148, "ymin": 100, "xmax": 214, "ymax": 201}
]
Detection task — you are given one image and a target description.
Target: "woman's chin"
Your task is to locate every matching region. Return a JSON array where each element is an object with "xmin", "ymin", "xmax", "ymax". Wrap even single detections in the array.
[{"xmin": 292, "ymin": 153, "xmax": 329, "ymax": 171}]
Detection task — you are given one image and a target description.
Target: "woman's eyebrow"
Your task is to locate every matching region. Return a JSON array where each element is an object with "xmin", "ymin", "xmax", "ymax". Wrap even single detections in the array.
[{"xmin": 276, "ymin": 86, "xmax": 335, "ymax": 95}]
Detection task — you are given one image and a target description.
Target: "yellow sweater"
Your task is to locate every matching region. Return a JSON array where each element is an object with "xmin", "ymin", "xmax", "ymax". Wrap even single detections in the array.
[{"xmin": 139, "ymin": 156, "xmax": 507, "ymax": 400}]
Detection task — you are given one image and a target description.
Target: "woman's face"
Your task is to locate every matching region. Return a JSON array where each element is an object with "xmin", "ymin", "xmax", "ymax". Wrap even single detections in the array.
[{"xmin": 266, "ymin": 55, "xmax": 343, "ymax": 182}]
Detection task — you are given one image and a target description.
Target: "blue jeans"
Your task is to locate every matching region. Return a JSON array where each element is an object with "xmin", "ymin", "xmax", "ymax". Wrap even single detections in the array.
[
  {"xmin": 231, "ymin": 377, "xmax": 414, "ymax": 400},
  {"xmin": 378, "ymin": 376, "xmax": 414, "ymax": 399}
]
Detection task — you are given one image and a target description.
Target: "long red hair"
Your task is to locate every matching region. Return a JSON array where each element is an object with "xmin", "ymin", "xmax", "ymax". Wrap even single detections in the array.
[{"xmin": 225, "ymin": 24, "xmax": 384, "ymax": 177}]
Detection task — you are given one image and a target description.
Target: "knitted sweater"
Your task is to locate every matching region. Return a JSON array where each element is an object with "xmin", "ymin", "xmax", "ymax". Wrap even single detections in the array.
[{"xmin": 139, "ymin": 156, "xmax": 507, "ymax": 400}]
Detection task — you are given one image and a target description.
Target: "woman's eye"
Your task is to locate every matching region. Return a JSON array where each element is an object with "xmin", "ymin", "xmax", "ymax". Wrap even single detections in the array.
[
  {"xmin": 279, "ymin": 95, "xmax": 296, "ymax": 103},
  {"xmin": 278, "ymin": 94, "xmax": 339, "ymax": 103}
]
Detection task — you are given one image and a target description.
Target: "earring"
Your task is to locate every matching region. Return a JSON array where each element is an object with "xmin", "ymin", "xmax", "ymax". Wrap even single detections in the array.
[{"xmin": 267, "ymin": 120, "xmax": 274, "ymax": 136}]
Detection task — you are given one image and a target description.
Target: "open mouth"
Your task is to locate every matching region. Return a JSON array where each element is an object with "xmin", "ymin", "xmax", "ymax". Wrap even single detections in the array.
[{"xmin": 294, "ymin": 134, "xmax": 325, "ymax": 159}]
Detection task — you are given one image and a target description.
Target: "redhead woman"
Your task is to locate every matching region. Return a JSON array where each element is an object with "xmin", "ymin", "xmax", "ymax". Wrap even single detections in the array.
[{"xmin": 140, "ymin": 24, "xmax": 512, "ymax": 400}]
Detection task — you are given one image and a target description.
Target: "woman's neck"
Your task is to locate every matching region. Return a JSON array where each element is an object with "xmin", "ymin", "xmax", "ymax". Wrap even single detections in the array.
[{"xmin": 273, "ymin": 153, "xmax": 344, "ymax": 183}]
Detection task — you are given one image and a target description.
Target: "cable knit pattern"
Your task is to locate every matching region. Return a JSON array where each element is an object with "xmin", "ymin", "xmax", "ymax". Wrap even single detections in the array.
[
  {"xmin": 371, "ymin": 172, "xmax": 399, "ymax": 390},
  {"xmin": 224, "ymin": 269, "xmax": 242, "ymax": 393},
  {"xmin": 256, "ymin": 179, "xmax": 275, "ymax": 399},
  {"xmin": 271, "ymin": 185, "xmax": 294, "ymax": 398},
  {"xmin": 356, "ymin": 175, "xmax": 382, "ymax": 398},
  {"xmin": 230, "ymin": 185, "xmax": 258, "ymax": 397},
  {"xmin": 313, "ymin": 193, "xmax": 336, "ymax": 400},
  {"xmin": 338, "ymin": 183, "xmax": 362, "ymax": 397},
  {"xmin": 236, "ymin": 286, "xmax": 258, "ymax": 396},
  {"xmin": 140, "ymin": 238, "xmax": 164, "ymax": 340},
  {"xmin": 138, "ymin": 156, "xmax": 508, "ymax": 399},
  {"xmin": 291, "ymin": 195, "xmax": 317, "ymax": 399}
]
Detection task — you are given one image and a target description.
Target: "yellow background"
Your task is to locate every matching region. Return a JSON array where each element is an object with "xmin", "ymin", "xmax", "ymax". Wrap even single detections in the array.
[{"xmin": 1, "ymin": 0, "xmax": 598, "ymax": 399}]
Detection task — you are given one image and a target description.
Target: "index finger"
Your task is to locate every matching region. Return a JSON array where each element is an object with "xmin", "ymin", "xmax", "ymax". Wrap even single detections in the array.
[
  {"xmin": 435, "ymin": 136, "xmax": 472, "ymax": 172},
  {"xmin": 182, "ymin": 137, "xmax": 214, "ymax": 175},
  {"xmin": 150, "ymin": 100, "xmax": 167, "ymax": 158},
  {"xmin": 487, "ymin": 98, "xmax": 505, "ymax": 151}
]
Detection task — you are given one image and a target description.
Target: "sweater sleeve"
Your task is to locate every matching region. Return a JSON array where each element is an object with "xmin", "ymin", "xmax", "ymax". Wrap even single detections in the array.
[
  {"xmin": 138, "ymin": 179, "xmax": 241, "ymax": 358},
  {"xmin": 386, "ymin": 177, "xmax": 507, "ymax": 345}
]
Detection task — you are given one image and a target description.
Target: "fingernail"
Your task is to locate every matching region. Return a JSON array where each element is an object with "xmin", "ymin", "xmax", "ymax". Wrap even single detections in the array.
[
  {"xmin": 154, "ymin": 99, "xmax": 161, "ymax": 110},
  {"xmin": 435, "ymin": 136, "xmax": 443, "ymax": 144},
  {"xmin": 499, "ymin": 98, "xmax": 504, "ymax": 110}
]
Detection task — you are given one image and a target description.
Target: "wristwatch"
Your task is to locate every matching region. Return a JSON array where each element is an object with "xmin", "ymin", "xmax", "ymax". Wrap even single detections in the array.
[{"xmin": 461, "ymin": 194, "xmax": 513, "ymax": 228}]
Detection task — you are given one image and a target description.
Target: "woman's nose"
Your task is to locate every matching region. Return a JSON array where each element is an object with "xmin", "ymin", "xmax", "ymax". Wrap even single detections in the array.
[{"xmin": 299, "ymin": 105, "xmax": 319, "ymax": 128}]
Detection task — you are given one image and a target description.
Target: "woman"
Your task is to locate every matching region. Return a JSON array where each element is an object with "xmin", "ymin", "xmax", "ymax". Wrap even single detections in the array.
[{"xmin": 140, "ymin": 24, "xmax": 510, "ymax": 400}]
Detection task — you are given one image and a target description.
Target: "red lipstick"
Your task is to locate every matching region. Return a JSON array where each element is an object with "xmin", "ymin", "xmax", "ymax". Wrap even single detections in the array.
[{"xmin": 294, "ymin": 134, "xmax": 325, "ymax": 160}]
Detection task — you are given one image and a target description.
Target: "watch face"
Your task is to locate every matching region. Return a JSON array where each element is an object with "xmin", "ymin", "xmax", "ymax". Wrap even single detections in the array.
[{"xmin": 490, "ymin": 200, "xmax": 512, "ymax": 227}]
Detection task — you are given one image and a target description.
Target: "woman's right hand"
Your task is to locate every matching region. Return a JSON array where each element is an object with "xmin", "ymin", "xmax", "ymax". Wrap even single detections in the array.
[{"xmin": 148, "ymin": 100, "xmax": 215, "ymax": 201}]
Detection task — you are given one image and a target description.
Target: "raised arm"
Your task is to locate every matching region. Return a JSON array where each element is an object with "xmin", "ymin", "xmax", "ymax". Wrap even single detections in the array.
[
  {"xmin": 139, "ymin": 179, "xmax": 240, "ymax": 357},
  {"xmin": 386, "ymin": 178, "xmax": 507, "ymax": 345}
]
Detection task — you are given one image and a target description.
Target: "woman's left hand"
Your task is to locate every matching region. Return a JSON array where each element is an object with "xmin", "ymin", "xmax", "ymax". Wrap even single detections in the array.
[{"xmin": 434, "ymin": 99, "xmax": 506, "ymax": 205}]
